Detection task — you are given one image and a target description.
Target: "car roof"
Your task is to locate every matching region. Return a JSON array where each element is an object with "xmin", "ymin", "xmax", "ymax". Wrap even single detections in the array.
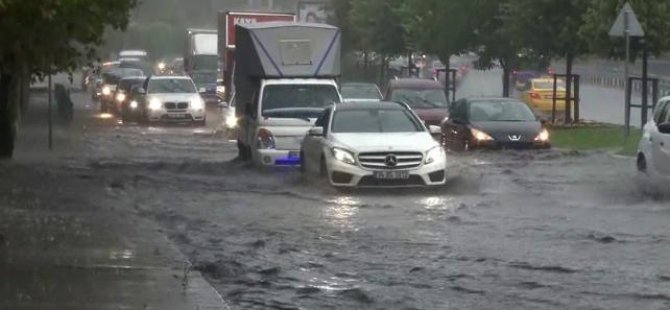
[
  {"xmin": 341, "ymin": 82, "xmax": 378, "ymax": 87},
  {"xmin": 334, "ymin": 101, "xmax": 407, "ymax": 111},
  {"xmin": 530, "ymin": 78, "xmax": 562, "ymax": 83},
  {"xmin": 463, "ymin": 97, "xmax": 526, "ymax": 103},
  {"xmin": 387, "ymin": 78, "xmax": 444, "ymax": 90},
  {"xmin": 120, "ymin": 76, "xmax": 146, "ymax": 81},
  {"xmin": 150, "ymin": 75, "xmax": 191, "ymax": 80}
]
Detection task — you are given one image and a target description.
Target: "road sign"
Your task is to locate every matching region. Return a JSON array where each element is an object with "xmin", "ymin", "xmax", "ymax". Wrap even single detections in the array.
[
  {"xmin": 609, "ymin": 3, "xmax": 645, "ymax": 37},
  {"xmin": 221, "ymin": 12, "xmax": 296, "ymax": 49}
]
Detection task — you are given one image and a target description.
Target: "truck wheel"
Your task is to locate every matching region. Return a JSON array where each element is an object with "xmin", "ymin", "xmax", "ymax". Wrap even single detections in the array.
[
  {"xmin": 299, "ymin": 151, "xmax": 306, "ymax": 173},
  {"xmin": 237, "ymin": 140, "xmax": 250, "ymax": 161}
]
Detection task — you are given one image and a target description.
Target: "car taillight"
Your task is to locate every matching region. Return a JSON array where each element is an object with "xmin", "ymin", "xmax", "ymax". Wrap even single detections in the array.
[
  {"xmin": 530, "ymin": 92, "xmax": 541, "ymax": 99},
  {"xmin": 257, "ymin": 128, "xmax": 275, "ymax": 149}
]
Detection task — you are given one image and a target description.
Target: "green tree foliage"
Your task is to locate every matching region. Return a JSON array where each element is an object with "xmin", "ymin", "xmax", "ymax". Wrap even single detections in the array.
[
  {"xmin": 0, "ymin": 0, "xmax": 137, "ymax": 158},
  {"xmin": 349, "ymin": 0, "xmax": 406, "ymax": 57},
  {"xmin": 507, "ymin": 0, "xmax": 589, "ymax": 121},
  {"xmin": 471, "ymin": 0, "xmax": 523, "ymax": 97},
  {"xmin": 580, "ymin": 0, "xmax": 670, "ymax": 59},
  {"xmin": 0, "ymin": 0, "xmax": 138, "ymax": 75},
  {"xmin": 396, "ymin": 0, "xmax": 475, "ymax": 65}
]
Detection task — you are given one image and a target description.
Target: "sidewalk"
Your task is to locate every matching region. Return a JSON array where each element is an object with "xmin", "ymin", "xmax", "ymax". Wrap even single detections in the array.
[{"xmin": 1, "ymin": 91, "xmax": 231, "ymax": 310}]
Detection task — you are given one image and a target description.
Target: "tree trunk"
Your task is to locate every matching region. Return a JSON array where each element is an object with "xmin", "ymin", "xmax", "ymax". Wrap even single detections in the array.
[
  {"xmin": 0, "ymin": 71, "xmax": 15, "ymax": 158},
  {"xmin": 378, "ymin": 55, "xmax": 387, "ymax": 86},
  {"xmin": 363, "ymin": 51, "xmax": 369, "ymax": 79},
  {"xmin": 501, "ymin": 59, "xmax": 511, "ymax": 98},
  {"xmin": 565, "ymin": 53, "xmax": 574, "ymax": 123}
]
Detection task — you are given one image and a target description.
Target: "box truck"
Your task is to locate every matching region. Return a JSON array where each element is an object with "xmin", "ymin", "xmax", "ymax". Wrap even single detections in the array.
[{"xmin": 234, "ymin": 22, "xmax": 342, "ymax": 165}]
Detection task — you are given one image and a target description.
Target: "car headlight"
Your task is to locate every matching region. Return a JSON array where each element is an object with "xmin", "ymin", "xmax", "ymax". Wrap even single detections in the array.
[
  {"xmin": 116, "ymin": 93, "xmax": 126, "ymax": 102},
  {"xmin": 129, "ymin": 100, "xmax": 138, "ymax": 109},
  {"xmin": 471, "ymin": 128, "xmax": 494, "ymax": 141},
  {"xmin": 332, "ymin": 147, "xmax": 356, "ymax": 165},
  {"xmin": 148, "ymin": 98, "xmax": 162, "ymax": 111},
  {"xmin": 217, "ymin": 85, "xmax": 225, "ymax": 94},
  {"xmin": 102, "ymin": 86, "xmax": 112, "ymax": 96},
  {"xmin": 190, "ymin": 96, "xmax": 205, "ymax": 110},
  {"xmin": 225, "ymin": 114, "xmax": 238, "ymax": 128},
  {"xmin": 534, "ymin": 128, "xmax": 550, "ymax": 142},
  {"xmin": 425, "ymin": 146, "xmax": 445, "ymax": 164},
  {"xmin": 157, "ymin": 62, "xmax": 166, "ymax": 71}
]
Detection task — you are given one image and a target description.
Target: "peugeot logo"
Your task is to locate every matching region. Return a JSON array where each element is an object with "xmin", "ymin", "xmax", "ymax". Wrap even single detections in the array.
[
  {"xmin": 385, "ymin": 154, "xmax": 398, "ymax": 167},
  {"xmin": 508, "ymin": 135, "xmax": 522, "ymax": 141}
]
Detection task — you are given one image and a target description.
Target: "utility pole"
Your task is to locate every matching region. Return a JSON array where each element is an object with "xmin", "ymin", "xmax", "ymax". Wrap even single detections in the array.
[
  {"xmin": 47, "ymin": 73, "xmax": 53, "ymax": 151},
  {"xmin": 624, "ymin": 9, "xmax": 630, "ymax": 137}
]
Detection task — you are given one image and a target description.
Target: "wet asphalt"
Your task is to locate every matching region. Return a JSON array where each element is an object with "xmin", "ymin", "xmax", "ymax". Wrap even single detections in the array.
[{"xmin": 7, "ymin": 72, "xmax": 670, "ymax": 310}]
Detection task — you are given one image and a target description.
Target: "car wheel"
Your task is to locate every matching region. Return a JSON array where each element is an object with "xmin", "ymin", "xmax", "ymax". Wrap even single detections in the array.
[{"xmin": 637, "ymin": 154, "xmax": 647, "ymax": 173}]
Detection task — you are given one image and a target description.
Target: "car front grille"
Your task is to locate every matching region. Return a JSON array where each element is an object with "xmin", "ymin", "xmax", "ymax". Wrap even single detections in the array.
[
  {"xmin": 358, "ymin": 175, "xmax": 425, "ymax": 187},
  {"xmin": 358, "ymin": 152, "xmax": 423, "ymax": 170},
  {"xmin": 164, "ymin": 102, "xmax": 189, "ymax": 110}
]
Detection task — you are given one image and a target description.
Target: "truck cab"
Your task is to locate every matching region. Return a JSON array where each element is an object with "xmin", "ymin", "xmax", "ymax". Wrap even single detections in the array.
[
  {"xmin": 238, "ymin": 78, "xmax": 341, "ymax": 165},
  {"xmin": 234, "ymin": 22, "xmax": 342, "ymax": 166}
]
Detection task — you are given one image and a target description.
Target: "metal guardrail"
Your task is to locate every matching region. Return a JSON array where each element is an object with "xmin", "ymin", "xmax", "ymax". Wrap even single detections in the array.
[{"xmin": 574, "ymin": 66, "xmax": 670, "ymax": 98}]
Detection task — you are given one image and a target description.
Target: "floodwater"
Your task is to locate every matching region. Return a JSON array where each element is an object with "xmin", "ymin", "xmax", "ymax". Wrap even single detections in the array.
[{"xmin": 4, "ymin": 72, "xmax": 670, "ymax": 310}]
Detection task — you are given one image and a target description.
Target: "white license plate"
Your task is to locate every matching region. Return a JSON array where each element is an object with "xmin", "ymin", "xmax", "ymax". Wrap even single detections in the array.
[
  {"xmin": 167, "ymin": 113, "xmax": 187, "ymax": 119},
  {"xmin": 373, "ymin": 170, "xmax": 410, "ymax": 180}
]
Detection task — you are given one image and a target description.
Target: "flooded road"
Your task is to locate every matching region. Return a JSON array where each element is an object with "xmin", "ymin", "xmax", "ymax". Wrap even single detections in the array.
[{"xmin": 6, "ymin": 75, "xmax": 670, "ymax": 310}]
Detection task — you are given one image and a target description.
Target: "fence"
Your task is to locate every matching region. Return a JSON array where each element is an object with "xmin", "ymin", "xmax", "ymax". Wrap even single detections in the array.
[{"xmin": 574, "ymin": 66, "xmax": 670, "ymax": 98}]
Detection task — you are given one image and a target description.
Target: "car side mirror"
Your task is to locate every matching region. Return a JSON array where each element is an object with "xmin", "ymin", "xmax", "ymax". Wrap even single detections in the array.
[
  {"xmin": 429, "ymin": 125, "xmax": 442, "ymax": 135},
  {"xmin": 539, "ymin": 117, "xmax": 548, "ymax": 125},
  {"xmin": 658, "ymin": 122, "xmax": 670, "ymax": 134},
  {"xmin": 308, "ymin": 127, "xmax": 324, "ymax": 137}
]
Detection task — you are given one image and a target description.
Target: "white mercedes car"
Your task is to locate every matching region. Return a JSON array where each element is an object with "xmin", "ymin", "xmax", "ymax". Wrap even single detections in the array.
[
  {"xmin": 301, "ymin": 101, "xmax": 447, "ymax": 187},
  {"xmin": 140, "ymin": 76, "xmax": 206, "ymax": 125},
  {"xmin": 637, "ymin": 96, "xmax": 670, "ymax": 180}
]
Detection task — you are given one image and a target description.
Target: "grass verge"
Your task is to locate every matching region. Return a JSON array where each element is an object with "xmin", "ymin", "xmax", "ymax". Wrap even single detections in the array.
[{"xmin": 549, "ymin": 125, "xmax": 642, "ymax": 156}]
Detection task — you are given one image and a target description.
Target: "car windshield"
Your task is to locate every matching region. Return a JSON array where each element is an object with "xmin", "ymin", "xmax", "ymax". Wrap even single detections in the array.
[
  {"xmin": 469, "ymin": 100, "xmax": 537, "ymax": 122},
  {"xmin": 119, "ymin": 79, "xmax": 145, "ymax": 92},
  {"xmin": 391, "ymin": 89, "xmax": 448, "ymax": 108},
  {"xmin": 193, "ymin": 55, "xmax": 218, "ymax": 71},
  {"xmin": 102, "ymin": 73, "xmax": 121, "ymax": 85},
  {"xmin": 341, "ymin": 84, "xmax": 381, "ymax": 100},
  {"xmin": 191, "ymin": 71, "xmax": 217, "ymax": 86},
  {"xmin": 262, "ymin": 84, "xmax": 340, "ymax": 119},
  {"xmin": 332, "ymin": 109, "xmax": 424, "ymax": 133},
  {"xmin": 147, "ymin": 79, "xmax": 196, "ymax": 94}
]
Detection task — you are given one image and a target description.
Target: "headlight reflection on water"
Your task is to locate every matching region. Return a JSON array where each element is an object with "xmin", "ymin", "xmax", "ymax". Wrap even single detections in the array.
[{"xmin": 324, "ymin": 196, "xmax": 361, "ymax": 230}]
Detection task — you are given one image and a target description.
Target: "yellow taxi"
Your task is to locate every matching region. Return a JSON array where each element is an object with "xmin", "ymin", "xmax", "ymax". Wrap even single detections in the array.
[{"xmin": 520, "ymin": 78, "xmax": 567, "ymax": 112}]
